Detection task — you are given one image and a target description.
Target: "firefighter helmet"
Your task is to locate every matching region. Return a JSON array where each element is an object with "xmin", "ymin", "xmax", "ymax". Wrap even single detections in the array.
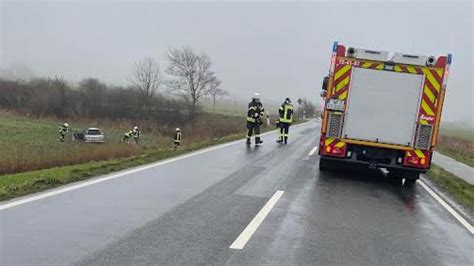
[
  {"xmin": 253, "ymin": 93, "xmax": 260, "ymax": 99},
  {"xmin": 63, "ymin": 123, "xmax": 69, "ymax": 128},
  {"xmin": 176, "ymin": 128, "xmax": 180, "ymax": 131}
]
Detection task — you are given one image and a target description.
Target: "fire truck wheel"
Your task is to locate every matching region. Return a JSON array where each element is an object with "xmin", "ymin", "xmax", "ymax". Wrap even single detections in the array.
[
  {"xmin": 404, "ymin": 172, "xmax": 419, "ymax": 186},
  {"xmin": 404, "ymin": 178, "xmax": 417, "ymax": 186},
  {"xmin": 319, "ymin": 157, "xmax": 330, "ymax": 171},
  {"xmin": 387, "ymin": 170, "xmax": 404, "ymax": 185}
]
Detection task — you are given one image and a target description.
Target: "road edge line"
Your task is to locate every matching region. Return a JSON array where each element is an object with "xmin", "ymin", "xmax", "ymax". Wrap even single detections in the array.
[
  {"xmin": 229, "ymin": 190, "xmax": 285, "ymax": 250},
  {"xmin": 418, "ymin": 179, "xmax": 474, "ymax": 235}
]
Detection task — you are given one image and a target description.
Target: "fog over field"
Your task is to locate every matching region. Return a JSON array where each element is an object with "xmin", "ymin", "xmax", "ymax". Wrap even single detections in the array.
[{"xmin": 1, "ymin": 0, "xmax": 472, "ymax": 122}]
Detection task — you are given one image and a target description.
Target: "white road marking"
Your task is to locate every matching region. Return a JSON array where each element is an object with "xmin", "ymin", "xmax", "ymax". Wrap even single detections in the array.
[
  {"xmin": 230, "ymin": 190, "xmax": 285, "ymax": 250},
  {"xmin": 418, "ymin": 179, "xmax": 474, "ymax": 235},
  {"xmin": 308, "ymin": 146, "xmax": 318, "ymax": 156},
  {"xmin": 0, "ymin": 122, "xmax": 313, "ymax": 211}
]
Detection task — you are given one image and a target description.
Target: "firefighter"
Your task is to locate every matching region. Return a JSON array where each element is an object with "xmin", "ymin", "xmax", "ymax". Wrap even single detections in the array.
[
  {"xmin": 277, "ymin": 97, "xmax": 294, "ymax": 144},
  {"xmin": 246, "ymin": 93, "xmax": 265, "ymax": 145},
  {"xmin": 122, "ymin": 130, "xmax": 134, "ymax": 143},
  {"xmin": 59, "ymin": 123, "xmax": 69, "ymax": 142},
  {"xmin": 132, "ymin": 126, "xmax": 140, "ymax": 144},
  {"xmin": 173, "ymin": 128, "xmax": 182, "ymax": 150}
]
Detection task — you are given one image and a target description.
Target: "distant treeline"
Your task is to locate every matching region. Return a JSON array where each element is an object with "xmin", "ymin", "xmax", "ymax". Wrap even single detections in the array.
[
  {"xmin": 0, "ymin": 46, "xmax": 320, "ymax": 125},
  {"xmin": 0, "ymin": 77, "xmax": 189, "ymax": 124}
]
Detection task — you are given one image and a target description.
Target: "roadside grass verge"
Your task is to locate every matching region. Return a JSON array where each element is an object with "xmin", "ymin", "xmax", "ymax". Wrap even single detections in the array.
[
  {"xmin": 0, "ymin": 131, "xmax": 247, "ymax": 201},
  {"xmin": 426, "ymin": 164, "xmax": 474, "ymax": 212},
  {"xmin": 0, "ymin": 120, "xmax": 297, "ymax": 202}
]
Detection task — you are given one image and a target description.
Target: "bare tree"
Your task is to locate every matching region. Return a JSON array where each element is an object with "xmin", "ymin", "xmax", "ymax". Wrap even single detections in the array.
[
  {"xmin": 208, "ymin": 79, "xmax": 229, "ymax": 113},
  {"xmin": 166, "ymin": 47, "xmax": 216, "ymax": 120},
  {"xmin": 129, "ymin": 57, "xmax": 162, "ymax": 110},
  {"xmin": 299, "ymin": 98, "xmax": 318, "ymax": 118},
  {"xmin": 79, "ymin": 78, "xmax": 107, "ymax": 116}
]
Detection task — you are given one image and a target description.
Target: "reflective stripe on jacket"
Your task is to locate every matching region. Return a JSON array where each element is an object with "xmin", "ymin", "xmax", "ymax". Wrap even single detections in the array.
[
  {"xmin": 174, "ymin": 132, "xmax": 182, "ymax": 143},
  {"xmin": 279, "ymin": 103, "xmax": 293, "ymax": 123}
]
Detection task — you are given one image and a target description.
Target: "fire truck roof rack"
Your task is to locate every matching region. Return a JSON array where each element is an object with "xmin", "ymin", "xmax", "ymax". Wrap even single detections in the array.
[
  {"xmin": 390, "ymin": 53, "xmax": 430, "ymax": 66},
  {"xmin": 348, "ymin": 47, "xmax": 388, "ymax": 61}
]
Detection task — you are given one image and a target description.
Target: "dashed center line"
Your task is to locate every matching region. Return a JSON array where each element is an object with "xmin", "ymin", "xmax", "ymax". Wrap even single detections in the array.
[
  {"xmin": 308, "ymin": 146, "xmax": 318, "ymax": 156},
  {"xmin": 230, "ymin": 190, "xmax": 285, "ymax": 250}
]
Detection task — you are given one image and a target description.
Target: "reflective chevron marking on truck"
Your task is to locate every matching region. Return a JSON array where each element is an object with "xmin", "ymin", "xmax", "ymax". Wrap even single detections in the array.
[
  {"xmin": 325, "ymin": 138, "xmax": 336, "ymax": 146},
  {"xmin": 323, "ymin": 137, "xmax": 347, "ymax": 156},
  {"xmin": 325, "ymin": 138, "xmax": 346, "ymax": 148},
  {"xmin": 331, "ymin": 58, "xmax": 445, "ymax": 126},
  {"xmin": 404, "ymin": 149, "xmax": 431, "ymax": 168},
  {"xmin": 332, "ymin": 60, "xmax": 385, "ymax": 101},
  {"xmin": 413, "ymin": 149, "xmax": 426, "ymax": 158},
  {"xmin": 359, "ymin": 61, "xmax": 384, "ymax": 70},
  {"xmin": 332, "ymin": 63, "xmax": 352, "ymax": 100},
  {"xmin": 394, "ymin": 65, "xmax": 444, "ymax": 125}
]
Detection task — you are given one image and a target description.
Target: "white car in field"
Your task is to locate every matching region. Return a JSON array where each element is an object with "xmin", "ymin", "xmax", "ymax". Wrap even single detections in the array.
[{"xmin": 84, "ymin": 128, "xmax": 104, "ymax": 143}]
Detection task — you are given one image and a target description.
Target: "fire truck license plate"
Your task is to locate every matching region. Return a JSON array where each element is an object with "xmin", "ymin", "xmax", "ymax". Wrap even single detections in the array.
[{"xmin": 326, "ymin": 99, "xmax": 345, "ymax": 111}]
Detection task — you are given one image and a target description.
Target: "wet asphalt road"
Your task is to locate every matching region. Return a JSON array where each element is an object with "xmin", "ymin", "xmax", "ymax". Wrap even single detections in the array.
[{"xmin": 1, "ymin": 121, "xmax": 473, "ymax": 265}]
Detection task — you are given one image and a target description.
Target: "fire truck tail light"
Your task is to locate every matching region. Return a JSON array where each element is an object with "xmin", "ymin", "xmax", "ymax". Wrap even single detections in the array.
[
  {"xmin": 332, "ymin": 147, "xmax": 341, "ymax": 154},
  {"xmin": 408, "ymin": 157, "xmax": 419, "ymax": 165},
  {"xmin": 404, "ymin": 151, "xmax": 429, "ymax": 168}
]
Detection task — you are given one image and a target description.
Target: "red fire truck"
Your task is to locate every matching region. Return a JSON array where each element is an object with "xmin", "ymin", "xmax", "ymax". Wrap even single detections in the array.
[{"xmin": 319, "ymin": 42, "xmax": 452, "ymax": 184}]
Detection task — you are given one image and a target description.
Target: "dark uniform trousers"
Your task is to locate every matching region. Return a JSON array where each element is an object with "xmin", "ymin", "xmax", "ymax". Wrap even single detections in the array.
[
  {"xmin": 279, "ymin": 122, "xmax": 290, "ymax": 142},
  {"xmin": 247, "ymin": 100, "xmax": 264, "ymax": 144},
  {"xmin": 247, "ymin": 122, "xmax": 261, "ymax": 142}
]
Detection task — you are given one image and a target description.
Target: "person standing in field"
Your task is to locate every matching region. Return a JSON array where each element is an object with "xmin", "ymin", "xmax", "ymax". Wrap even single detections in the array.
[
  {"xmin": 122, "ymin": 129, "xmax": 133, "ymax": 143},
  {"xmin": 59, "ymin": 123, "xmax": 69, "ymax": 142},
  {"xmin": 132, "ymin": 126, "xmax": 140, "ymax": 144},
  {"xmin": 122, "ymin": 126, "xmax": 140, "ymax": 144},
  {"xmin": 173, "ymin": 128, "xmax": 181, "ymax": 150}
]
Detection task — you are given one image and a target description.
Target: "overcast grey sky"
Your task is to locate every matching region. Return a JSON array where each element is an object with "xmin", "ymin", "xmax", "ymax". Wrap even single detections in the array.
[{"xmin": 0, "ymin": 0, "xmax": 472, "ymax": 121}]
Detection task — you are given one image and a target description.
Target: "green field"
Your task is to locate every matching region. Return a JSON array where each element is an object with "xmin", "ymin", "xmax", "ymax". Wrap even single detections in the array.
[
  {"xmin": 0, "ymin": 113, "xmax": 165, "ymax": 175},
  {"xmin": 437, "ymin": 123, "xmax": 474, "ymax": 167},
  {"xmin": 439, "ymin": 123, "xmax": 474, "ymax": 141},
  {"xmin": 0, "ymin": 111, "xmax": 273, "ymax": 200},
  {"xmin": 0, "ymin": 119, "xmax": 282, "ymax": 201},
  {"xmin": 201, "ymin": 98, "xmax": 285, "ymax": 118}
]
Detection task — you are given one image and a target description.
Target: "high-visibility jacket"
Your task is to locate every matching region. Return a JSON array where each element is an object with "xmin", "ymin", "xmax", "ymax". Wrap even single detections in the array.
[
  {"xmin": 59, "ymin": 126, "xmax": 68, "ymax": 134},
  {"xmin": 124, "ymin": 130, "xmax": 133, "ymax": 138},
  {"xmin": 133, "ymin": 130, "xmax": 140, "ymax": 139},
  {"xmin": 174, "ymin": 132, "xmax": 182, "ymax": 143},
  {"xmin": 247, "ymin": 100, "xmax": 265, "ymax": 123},
  {"xmin": 279, "ymin": 103, "xmax": 293, "ymax": 123}
]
